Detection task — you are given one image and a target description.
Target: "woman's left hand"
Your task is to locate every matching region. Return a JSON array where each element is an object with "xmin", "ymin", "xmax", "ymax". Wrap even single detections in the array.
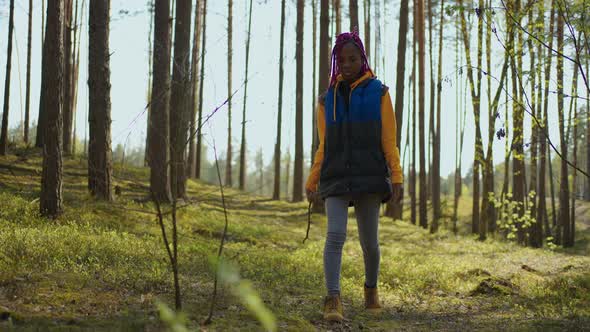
[{"xmin": 391, "ymin": 183, "xmax": 403, "ymax": 204}]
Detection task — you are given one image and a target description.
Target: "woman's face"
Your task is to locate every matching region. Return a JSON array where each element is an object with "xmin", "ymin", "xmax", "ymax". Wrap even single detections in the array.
[{"xmin": 338, "ymin": 42, "xmax": 363, "ymax": 83}]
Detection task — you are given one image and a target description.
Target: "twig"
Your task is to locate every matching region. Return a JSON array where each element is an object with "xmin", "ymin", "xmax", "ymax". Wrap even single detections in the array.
[
  {"xmin": 204, "ymin": 132, "xmax": 230, "ymax": 325},
  {"xmin": 303, "ymin": 201, "xmax": 312, "ymax": 243}
]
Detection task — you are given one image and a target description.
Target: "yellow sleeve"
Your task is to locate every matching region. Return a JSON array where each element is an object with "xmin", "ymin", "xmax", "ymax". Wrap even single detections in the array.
[
  {"xmin": 305, "ymin": 102, "xmax": 325, "ymax": 191},
  {"xmin": 381, "ymin": 90, "xmax": 403, "ymax": 184}
]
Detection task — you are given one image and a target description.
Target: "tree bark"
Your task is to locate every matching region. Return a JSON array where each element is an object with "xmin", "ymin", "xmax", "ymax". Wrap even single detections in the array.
[
  {"xmin": 410, "ymin": 0, "xmax": 417, "ymax": 226},
  {"xmin": 293, "ymin": 0, "xmax": 305, "ymax": 202},
  {"xmin": 239, "ymin": 0, "xmax": 253, "ymax": 190},
  {"xmin": 24, "ymin": 0, "xmax": 33, "ymax": 145},
  {"xmin": 556, "ymin": 8, "xmax": 571, "ymax": 247},
  {"xmin": 386, "ymin": 0, "xmax": 409, "ymax": 220},
  {"xmin": 88, "ymin": 0, "xmax": 113, "ymax": 201},
  {"xmin": 0, "ymin": 0, "xmax": 15, "ymax": 155},
  {"xmin": 62, "ymin": 0, "xmax": 74, "ymax": 155},
  {"xmin": 364, "ymin": 0, "xmax": 371, "ymax": 60},
  {"xmin": 188, "ymin": 0, "xmax": 202, "ymax": 178},
  {"xmin": 417, "ymin": 0, "xmax": 427, "ymax": 229},
  {"xmin": 349, "ymin": 0, "xmax": 358, "ymax": 31},
  {"xmin": 458, "ymin": 0, "xmax": 483, "ymax": 235},
  {"xmin": 430, "ymin": 0, "xmax": 444, "ymax": 233},
  {"xmin": 273, "ymin": 0, "xmax": 287, "ymax": 200},
  {"xmin": 196, "ymin": 0, "xmax": 207, "ymax": 179},
  {"xmin": 225, "ymin": 0, "xmax": 233, "ymax": 187},
  {"xmin": 169, "ymin": 0, "xmax": 192, "ymax": 199},
  {"xmin": 333, "ymin": 0, "xmax": 341, "ymax": 34},
  {"xmin": 311, "ymin": 0, "xmax": 318, "ymax": 167},
  {"xmin": 40, "ymin": 0, "xmax": 64, "ymax": 218},
  {"xmin": 149, "ymin": 0, "xmax": 172, "ymax": 202}
]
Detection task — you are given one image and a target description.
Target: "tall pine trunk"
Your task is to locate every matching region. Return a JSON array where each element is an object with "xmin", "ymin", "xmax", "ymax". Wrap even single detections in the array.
[
  {"xmin": 225, "ymin": 0, "xmax": 233, "ymax": 187},
  {"xmin": 188, "ymin": 0, "xmax": 202, "ymax": 178},
  {"xmin": 88, "ymin": 0, "xmax": 113, "ymax": 201},
  {"xmin": 149, "ymin": 0, "xmax": 172, "ymax": 202},
  {"xmin": 386, "ymin": 0, "xmax": 409, "ymax": 220},
  {"xmin": 569, "ymin": 60, "xmax": 579, "ymax": 246},
  {"xmin": 364, "ymin": 0, "xmax": 371, "ymax": 61},
  {"xmin": 40, "ymin": 0, "xmax": 65, "ymax": 217},
  {"xmin": 169, "ymin": 0, "xmax": 192, "ymax": 199},
  {"xmin": 24, "ymin": 0, "xmax": 33, "ymax": 145},
  {"xmin": 539, "ymin": 0, "xmax": 556, "ymax": 239},
  {"xmin": 196, "ymin": 0, "xmax": 207, "ymax": 179},
  {"xmin": 272, "ymin": 0, "xmax": 287, "ymax": 200},
  {"xmin": 410, "ymin": 0, "xmax": 417, "ymax": 226},
  {"xmin": 293, "ymin": 0, "xmax": 305, "ymax": 202},
  {"xmin": 556, "ymin": 9, "xmax": 571, "ymax": 247},
  {"xmin": 430, "ymin": 0, "xmax": 443, "ymax": 233},
  {"xmin": 0, "ymin": 0, "xmax": 15, "ymax": 155},
  {"xmin": 417, "ymin": 0, "xmax": 427, "ymax": 229},
  {"xmin": 62, "ymin": 0, "xmax": 74, "ymax": 155},
  {"xmin": 239, "ymin": 0, "xmax": 254, "ymax": 190},
  {"xmin": 459, "ymin": 0, "xmax": 483, "ymax": 235},
  {"xmin": 311, "ymin": 0, "xmax": 318, "ymax": 166},
  {"xmin": 349, "ymin": 0, "xmax": 358, "ymax": 31},
  {"xmin": 333, "ymin": 0, "xmax": 341, "ymax": 34},
  {"xmin": 145, "ymin": 0, "xmax": 154, "ymax": 167}
]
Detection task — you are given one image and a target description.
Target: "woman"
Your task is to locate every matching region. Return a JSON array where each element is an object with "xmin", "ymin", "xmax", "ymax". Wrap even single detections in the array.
[{"xmin": 305, "ymin": 30, "xmax": 403, "ymax": 322}]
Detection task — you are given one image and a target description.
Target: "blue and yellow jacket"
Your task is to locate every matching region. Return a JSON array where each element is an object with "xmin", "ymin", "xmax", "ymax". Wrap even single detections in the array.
[{"xmin": 305, "ymin": 71, "xmax": 403, "ymax": 200}]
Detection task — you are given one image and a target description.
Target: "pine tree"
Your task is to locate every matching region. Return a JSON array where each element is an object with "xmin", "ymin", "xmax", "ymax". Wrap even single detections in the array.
[
  {"xmin": 0, "ymin": 0, "xmax": 15, "ymax": 155},
  {"xmin": 149, "ymin": 0, "xmax": 172, "ymax": 202},
  {"xmin": 293, "ymin": 0, "xmax": 305, "ymax": 202},
  {"xmin": 40, "ymin": 0, "xmax": 65, "ymax": 217},
  {"xmin": 88, "ymin": 0, "xmax": 113, "ymax": 201},
  {"xmin": 239, "ymin": 0, "xmax": 254, "ymax": 190},
  {"xmin": 273, "ymin": 0, "xmax": 287, "ymax": 200}
]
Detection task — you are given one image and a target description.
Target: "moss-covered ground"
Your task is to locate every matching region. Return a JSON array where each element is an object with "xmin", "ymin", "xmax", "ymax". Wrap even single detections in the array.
[{"xmin": 0, "ymin": 151, "xmax": 589, "ymax": 331}]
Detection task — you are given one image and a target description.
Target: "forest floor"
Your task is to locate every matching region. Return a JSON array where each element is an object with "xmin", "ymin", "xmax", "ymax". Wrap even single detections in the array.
[{"xmin": 0, "ymin": 150, "xmax": 589, "ymax": 331}]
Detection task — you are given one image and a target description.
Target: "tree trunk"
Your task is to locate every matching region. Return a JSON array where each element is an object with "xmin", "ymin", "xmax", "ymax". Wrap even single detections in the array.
[
  {"xmin": 62, "ymin": 0, "xmax": 74, "ymax": 155},
  {"xmin": 386, "ymin": 0, "xmax": 409, "ymax": 220},
  {"xmin": 349, "ymin": 0, "xmax": 358, "ymax": 31},
  {"xmin": 196, "ymin": 0, "xmax": 207, "ymax": 179},
  {"xmin": 187, "ymin": 0, "xmax": 201, "ymax": 178},
  {"xmin": 149, "ymin": 0, "xmax": 172, "ymax": 203},
  {"xmin": 239, "ymin": 0, "xmax": 253, "ymax": 190},
  {"xmin": 458, "ymin": 0, "xmax": 483, "ymax": 235},
  {"xmin": 293, "ymin": 0, "xmax": 305, "ymax": 202},
  {"xmin": 40, "ymin": 0, "xmax": 64, "ymax": 218},
  {"xmin": 556, "ymin": 9, "xmax": 571, "ymax": 247},
  {"xmin": 539, "ymin": 0, "xmax": 556, "ymax": 239},
  {"xmin": 311, "ymin": 0, "xmax": 318, "ymax": 166},
  {"xmin": 0, "ymin": 0, "xmax": 15, "ymax": 155},
  {"xmin": 273, "ymin": 0, "xmax": 287, "ymax": 200},
  {"xmin": 364, "ymin": 0, "xmax": 371, "ymax": 61},
  {"xmin": 586, "ymin": 55, "xmax": 590, "ymax": 201},
  {"xmin": 311, "ymin": 0, "xmax": 329, "ymax": 212},
  {"xmin": 481, "ymin": 0, "xmax": 497, "ymax": 235},
  {"xmin": 88, "ymin": 0, "xmax": 113, "ymax": 201},
  {"xmin": 526, "ymin": 5, "xmax": 539, "ymax": 246},
  {"xmin": 145, "ymin": 0, "xmax": 155, "ymax": 167},
  {"xmin": 410, "ymin": 0, "xmax": 417, "ymax": 226},
  {"xmin": 426, "ymin": 0, "xmax": 434, "ymax": 208},
  {"xmin": 430, "ymin": 0, "xmax": 444, "ymax": 233},
  {"xmin": 417, "ymin": 0, "xmax": 427, "ymax": 229},
  {"xmin": 169, "ymin": 0, "xmax": 192, "ymax": 199},
  {"xmin": 225, "ymin": 0, "xmax": 233, "ymax": 187},
  {"xmin": 70, "ymin": 0, "xmax": 83, "ymax": 156},
  {"xmin": 569, "ymin": 60, "xmax": 578, "ymax": 246},
  {"xmin": 24, "ymin": 0, "xmax": 33, "ymax": 145},
  {"xmin": 333, "ymin": 0, "xmax": 341, "ymax": 34}
]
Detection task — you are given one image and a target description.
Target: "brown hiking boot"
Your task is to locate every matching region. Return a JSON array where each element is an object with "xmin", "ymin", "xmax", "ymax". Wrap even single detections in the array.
[
  {"xmin": 323, "ymin": 294, "xmax": 344, "ymax": 322},
  {"xmin": 364, "ymin": 285, "xmax": 382, "ymax": 313}
]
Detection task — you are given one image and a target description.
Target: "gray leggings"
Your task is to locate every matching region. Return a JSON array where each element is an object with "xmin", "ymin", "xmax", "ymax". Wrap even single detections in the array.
[{"xmin": 324, "ymin": 194, "xmax": 381, "ymax": 296}]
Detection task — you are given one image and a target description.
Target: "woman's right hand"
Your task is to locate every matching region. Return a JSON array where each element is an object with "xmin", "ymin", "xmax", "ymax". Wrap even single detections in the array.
[{"xmin": 306, "ymin": 189, "xmax": 316, "ymax": 203}]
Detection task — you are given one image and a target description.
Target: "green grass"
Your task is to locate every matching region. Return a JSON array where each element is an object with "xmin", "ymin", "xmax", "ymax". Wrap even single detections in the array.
[{"xmin": 0, "ymin": 151, "xmax": 589, "ymax": 331}]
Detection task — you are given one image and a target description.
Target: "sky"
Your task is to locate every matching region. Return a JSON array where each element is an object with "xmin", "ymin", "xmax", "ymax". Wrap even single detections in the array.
[{"xmin": 0, "ymin": 0, "xmax": 583, "ymax": 179}]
